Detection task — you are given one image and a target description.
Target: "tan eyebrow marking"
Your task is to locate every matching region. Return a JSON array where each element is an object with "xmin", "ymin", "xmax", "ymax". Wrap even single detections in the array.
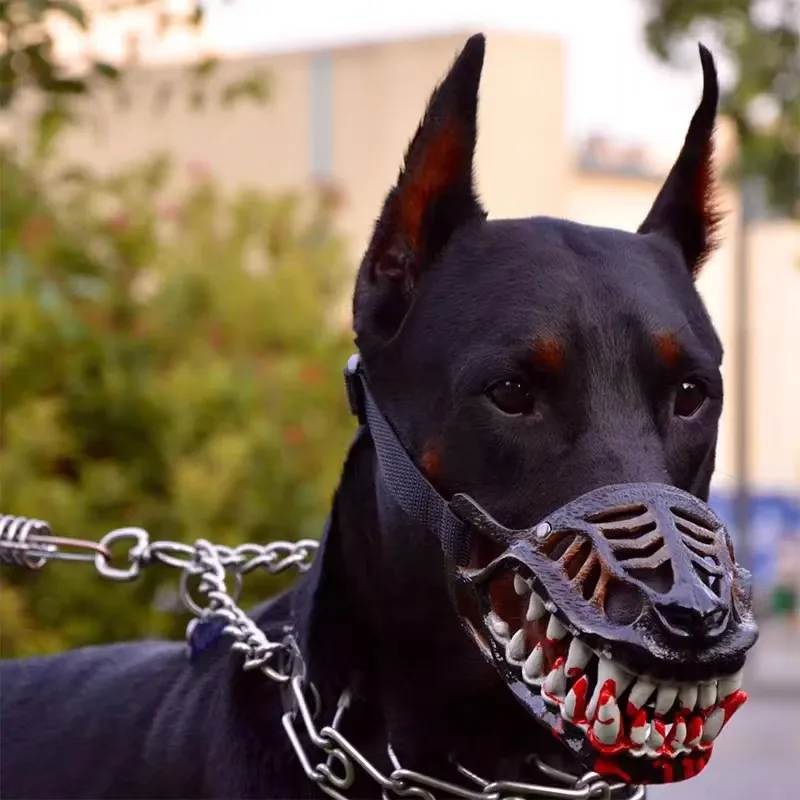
[
  {"xmin": 654, "ymin": 332, "xmax": 683, "ymax": 369},
  {"xmin": 531, "ymin": 337, "xmax": 566, "ymax": 375}
]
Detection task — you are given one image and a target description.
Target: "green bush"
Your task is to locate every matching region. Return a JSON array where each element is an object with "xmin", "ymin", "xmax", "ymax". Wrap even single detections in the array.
[{"xmin": 0, "ymin": 146, "xmax": 357, "ymax": 657}]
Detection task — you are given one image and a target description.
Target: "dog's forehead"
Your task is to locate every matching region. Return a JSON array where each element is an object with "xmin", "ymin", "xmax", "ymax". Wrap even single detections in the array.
[{"xmin": 427, "ymin": 217, "xmax": 701, "ymax": 340}]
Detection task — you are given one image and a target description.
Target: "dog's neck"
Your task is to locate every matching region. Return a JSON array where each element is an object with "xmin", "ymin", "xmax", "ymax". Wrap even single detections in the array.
[{"xmin": 293, "ymin": 429, "xmax": 568, "ymax": 786}]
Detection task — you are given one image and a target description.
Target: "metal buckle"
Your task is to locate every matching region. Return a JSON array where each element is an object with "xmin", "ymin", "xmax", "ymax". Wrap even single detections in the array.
[{"xmin": 343, "ymin": 353, "xmax": 366, "ymax": 424}]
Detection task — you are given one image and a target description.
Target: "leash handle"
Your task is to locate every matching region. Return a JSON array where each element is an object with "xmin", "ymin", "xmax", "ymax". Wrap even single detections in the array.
[{"xmin": 344, "ymin": 354, "xmax": 472, "ymax": 567}]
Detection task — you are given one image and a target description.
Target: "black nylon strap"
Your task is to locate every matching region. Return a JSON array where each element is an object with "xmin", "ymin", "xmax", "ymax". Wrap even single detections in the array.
[{"xmin": 344, "ymin": 354, "xmax": 471, "ymax": 566}]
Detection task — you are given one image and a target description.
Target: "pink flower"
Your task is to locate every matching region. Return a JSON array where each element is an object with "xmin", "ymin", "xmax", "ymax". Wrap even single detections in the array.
[
  {"xmin": 159, "ymin": 203, "xmax": 181, "ymax": 221},
  {"xmin": 108, "ymin": 212, "xmax": 129, "ymax": 232},
  {"xmin": 187, "ymin": 160, "xmax": 211, "ymax": 182},
  {"xmin": 208, "ymin": 325, "xmax": 225, "ymax": 350},
  {"xmin": 282, "ymin": 425, "xmax": 306, "ymax": 447},
  {"xmin": 299, "ymin": 365, "xmax": 323, "ymax": 386},
  {"xmin": 317, "ymin": 179, "xmax": 346, "ymax": 212},
  {"xmin": 21, "ymin": 216, "xmax": 54, "ymax": 249}
]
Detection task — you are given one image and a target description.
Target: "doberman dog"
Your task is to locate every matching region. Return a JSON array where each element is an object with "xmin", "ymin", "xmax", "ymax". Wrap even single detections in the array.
[{"xmin": 0, "ymin": 33, "xmax": 758, "ymax": 799}]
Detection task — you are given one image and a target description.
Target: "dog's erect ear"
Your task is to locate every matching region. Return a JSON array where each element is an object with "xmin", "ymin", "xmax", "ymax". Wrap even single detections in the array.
[
  {"xmin": 354, "ymin": 34, "xmax": 486, "ymax": 343},
  {"xmin": 638, "ymin": 44, "xmax": 723, "ymax": 278}
]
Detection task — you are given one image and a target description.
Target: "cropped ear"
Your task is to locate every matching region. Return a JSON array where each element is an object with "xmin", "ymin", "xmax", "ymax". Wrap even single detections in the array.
[
  {"xmin": 354, "ymin": 34, "xmax": 486, "ymax": 344},
  {"xmin": 638, "ymin": 44, "xmax": 723, "ymax": 278}
]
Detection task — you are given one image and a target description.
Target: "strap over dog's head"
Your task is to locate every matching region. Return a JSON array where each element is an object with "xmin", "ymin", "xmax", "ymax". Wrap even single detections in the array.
[{"xmin": 344, "ymin": 353, "xmax": 472, "ymax": 567}]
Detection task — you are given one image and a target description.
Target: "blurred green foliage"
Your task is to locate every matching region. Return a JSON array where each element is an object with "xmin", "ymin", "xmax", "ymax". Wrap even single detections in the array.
[
  {"xmin": 2, "ymin": 0, "xmax": 124, "ymax": 111},
  {"xmin": 0, "ymin": 135, "xmax": 357, "ymax": 657},
  {"xmin": 1, "ymin": 0, "xmax": 357, "ymax": 658},
  {"xmin": 642, "ymin": 0, "xmax": 799, "ymax": 218},
  {"xmin": 1, "ymin": 1, "xmax": 268, "ymax": 133}
]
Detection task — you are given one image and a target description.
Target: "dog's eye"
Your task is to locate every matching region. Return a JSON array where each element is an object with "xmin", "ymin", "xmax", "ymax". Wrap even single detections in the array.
[
  {"xmin": 674, "ymin": 380, "xmax": 707, "ymax": 418},
  {"xmin": 487, "ymin": 379, "xmax": 535, "ymax": 416}
]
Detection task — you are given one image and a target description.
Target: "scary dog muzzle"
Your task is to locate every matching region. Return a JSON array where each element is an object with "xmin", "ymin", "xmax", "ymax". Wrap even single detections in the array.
[
  {"xmin": 344, "ymin": 354, "xmax": 759, "ymax": 786},
  {"xmin": 453, "ymin": 482, "xmax": 756, "ymax": 676}
]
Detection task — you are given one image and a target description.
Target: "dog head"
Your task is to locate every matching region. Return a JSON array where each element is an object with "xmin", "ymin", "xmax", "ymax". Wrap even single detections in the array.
[{"xmin": 347, "ymin": 34, "xmax": 757, "ymax": 787}]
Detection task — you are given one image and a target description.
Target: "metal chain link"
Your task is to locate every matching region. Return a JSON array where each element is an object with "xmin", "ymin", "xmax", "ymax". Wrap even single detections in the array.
[{"xmin": 0, "ymin": 515, "xmax": 644, "ymax": 800}]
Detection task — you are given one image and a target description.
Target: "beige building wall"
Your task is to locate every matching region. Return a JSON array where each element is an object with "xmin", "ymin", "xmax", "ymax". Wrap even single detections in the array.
[
  {"xmin": 747, "ymin": 220, "xmax": 800, "ymax": 492},
  {"xmin": 44, "ymin": 31, "xmax": 566, "ymax": 271},
  {"xmin": 329, "ymin": 31, "xmax": 567, "ymax": 266},
  {"xmin": 49, "ymin": 51, "xmax": 312, "ymax": 195}
]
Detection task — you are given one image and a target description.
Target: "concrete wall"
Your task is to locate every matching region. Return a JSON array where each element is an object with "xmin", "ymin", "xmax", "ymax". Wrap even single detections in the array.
[
  {"xmin": 50, "ymin": 51, "xmax": 312, "ymax": 195},
  {"xmin": 326, "ymin": 31, "xmax": 568, "ymax": 265},
  {"xmin": 44, "ymin": 30, "xmax": 565, "ymax": 270},
  {"xmin": 746, "ymin": 220, "xmax": 800, "ymax": 493}
]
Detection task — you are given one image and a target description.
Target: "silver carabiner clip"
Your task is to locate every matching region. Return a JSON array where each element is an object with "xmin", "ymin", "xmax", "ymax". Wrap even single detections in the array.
[{"xmin": 95, "ymin": 527, "xmax": 150, "ymax": 581}]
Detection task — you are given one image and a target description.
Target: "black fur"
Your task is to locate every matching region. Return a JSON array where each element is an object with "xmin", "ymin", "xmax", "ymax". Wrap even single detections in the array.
[{"xmin": 1, "ymin": 33, "xmax": 728, "ymax": 798}]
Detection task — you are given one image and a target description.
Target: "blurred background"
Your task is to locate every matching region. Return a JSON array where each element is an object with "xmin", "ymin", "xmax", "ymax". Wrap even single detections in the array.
[{"xmin": 1, "ymin": 1, "xmax": 798, "ymax": 796}]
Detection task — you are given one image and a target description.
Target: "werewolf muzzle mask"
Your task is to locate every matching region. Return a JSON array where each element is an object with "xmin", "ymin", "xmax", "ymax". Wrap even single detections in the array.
[{"xmin": 345, "ymin": 355, "xmax": 759, "ymax": 787}]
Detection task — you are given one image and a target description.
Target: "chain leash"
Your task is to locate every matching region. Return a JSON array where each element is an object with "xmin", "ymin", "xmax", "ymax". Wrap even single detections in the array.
[{"xmin": 0, "ymin": 514, "xmax": 644, "ymax": 800}]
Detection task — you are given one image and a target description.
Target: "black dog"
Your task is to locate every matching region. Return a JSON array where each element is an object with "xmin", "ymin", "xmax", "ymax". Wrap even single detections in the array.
[{"xmin": 0, "ymin": 33, "xmax": 758, "ymax": 799}]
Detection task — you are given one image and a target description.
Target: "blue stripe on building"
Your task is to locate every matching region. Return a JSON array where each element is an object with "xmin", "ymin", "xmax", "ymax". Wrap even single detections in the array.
[
  {"xmin": 711, "ymin": 490, "xmax": 800, "ymax": 590},
  {"xmin": 309, "ymin": 52, "xmax": 333, "ymax": 178}
]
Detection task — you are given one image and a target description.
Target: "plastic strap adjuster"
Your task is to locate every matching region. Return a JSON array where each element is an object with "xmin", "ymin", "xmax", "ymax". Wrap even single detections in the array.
[{"xmin": 343, "ymin": 353, "xmax": 366, "ymax": 425}]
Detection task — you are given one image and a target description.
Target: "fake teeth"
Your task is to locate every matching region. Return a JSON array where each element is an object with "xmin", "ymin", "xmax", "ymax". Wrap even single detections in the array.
[
  {"xmin": 646, "ymin": 719, "xmax": 666, "ymax": 750},
  {"xmin": 506, "ymin": 629, "xmax": 526, "ymax": 663},
  {"xmin": 487, "ymin": 612, "xmax": 510, "ymax": 642},
  {"xmin": 565, "ymin": 638, "xmax": 592, "ymax": 677},
  {"xmin": 630, "ymin": 710, "xmax": 650, "ymax": 746},
  {"xmin": 701, "ymin": 707, "xmax": 725, "ymax": 744},
  {"xmin": 678, "ymin": 683, "xmax": 698, "ymax": 712},
  {"xmin": 718, "ymin": 670, "xmax": 743, "ymax": 699},
  {"xmin": 628, "ymin": 677, "xmax": 657, "ymax": 712},
  {"xmin": 598, "ymin": 656, "xmax": 634, "ymax": 696},
  {"xmin": 526, "ymin": 592, "xmax": 547, "ymax": 622},
  {"xmin": 546, "ymin": 615, "xmax": 568, "ymax": 641},
  {"xmin": 698, "ymin": 681, "xmax": 718, "ymax": 711},
  {"xmin": 669, "ymin": 717, "xmax": 687, "ymax": 752},
  {"xmin": 562, "ymin": 674, "xmax": 589, "ymax": 723},
  {"xmin": 543, "ymin": 658, "xmax": 567, "ymax": 702},
  {"xmin": 587, "ymin": 658, "xmax": 633, "ymax": 721},
  {"xmin": 523, "ymin": 643, "xmax": 545, "ymax": 684},
  {"xmin": 592, "ymin": 681, "xmax": 622, "ymax": 746},
  {"xmin": 488, "ymin": 569, "xmax": 749, "ymax": 762},
  {"xmin": 514, "ymin": 573, "xmax": 529, "ymax": 595},
  {"xmin": 685, "ymin": 715, "xmax": 704, "ymax": 748},
  {"xmin": 655, "ymin": 684, "xmax": 679, "ymax": 716}
]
